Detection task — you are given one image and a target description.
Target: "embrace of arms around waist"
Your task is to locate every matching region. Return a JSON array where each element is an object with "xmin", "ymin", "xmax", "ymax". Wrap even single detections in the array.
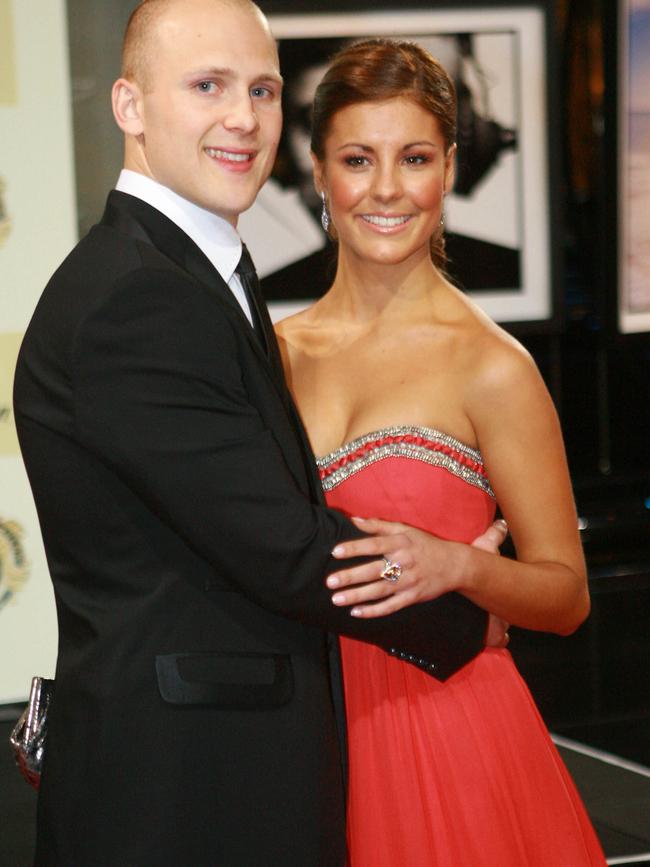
[{"xmin": 275, "ymin": 268, "xmax": 589, "ymax": 639}]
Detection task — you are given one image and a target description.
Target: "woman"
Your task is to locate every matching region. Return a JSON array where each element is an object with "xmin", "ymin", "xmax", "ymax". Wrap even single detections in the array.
[{"xmin": 276, "ymin": 39, "xmax": 606, "ymax": 866}]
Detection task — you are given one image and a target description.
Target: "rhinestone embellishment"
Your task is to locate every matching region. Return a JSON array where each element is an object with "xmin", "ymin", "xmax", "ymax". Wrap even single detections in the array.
[{"xmin": 316, "ymin": 425, "xmax": 495, "ymax": 498}]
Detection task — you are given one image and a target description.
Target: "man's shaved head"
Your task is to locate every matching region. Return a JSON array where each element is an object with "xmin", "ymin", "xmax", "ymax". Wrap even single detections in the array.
[
  {"xmin": 122, "ymin": 0, "xmax": 267, "ymax": 90},
  {"xmin": 112, "ymin": 0, "xmax": 282, "ymax": 222}
]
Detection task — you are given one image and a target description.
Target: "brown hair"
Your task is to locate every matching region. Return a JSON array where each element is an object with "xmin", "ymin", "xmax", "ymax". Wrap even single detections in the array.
[{"xmin": 311, "ymin": 38, "xmax": 456, "ymax": 270}]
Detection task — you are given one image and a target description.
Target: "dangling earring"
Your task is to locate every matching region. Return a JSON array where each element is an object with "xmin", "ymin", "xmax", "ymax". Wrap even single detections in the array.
[
  {"xmin": 320, "ymin": 191, "xmax": 331, "ymax": 233},
  {"xmin": 439, "ymin": 209, "xmax": 445, "ymax": 230}
]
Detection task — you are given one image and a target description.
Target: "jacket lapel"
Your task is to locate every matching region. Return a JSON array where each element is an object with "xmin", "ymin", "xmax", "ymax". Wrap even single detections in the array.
[
  {"xmin": 102, "ymin": 192, "xmax": 281, "ymax": 374},
  {"xmin": 103, "ymin": 192, "xmax": 247, "ymax": 319},
  {"xmin": 100, "ymin": 191, "xmax": 323, "ymax": 502}
]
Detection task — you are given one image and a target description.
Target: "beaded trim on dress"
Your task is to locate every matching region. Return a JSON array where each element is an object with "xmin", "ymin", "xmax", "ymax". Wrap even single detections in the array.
[{"xmin": 316, "ymin": 425, "xmax": 495, "ymax": 498}]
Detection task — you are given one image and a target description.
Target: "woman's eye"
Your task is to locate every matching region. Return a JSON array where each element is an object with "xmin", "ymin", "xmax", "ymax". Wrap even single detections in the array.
[
  {"xmin": 345, "ymin": 156, "xmax": 369, "ymax": 167},
  {"xmin": 404, "ymin": 154, "xmax": 429, "ymax": 165}
]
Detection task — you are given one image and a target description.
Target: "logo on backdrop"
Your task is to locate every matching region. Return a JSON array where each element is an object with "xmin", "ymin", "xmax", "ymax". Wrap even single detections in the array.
[
  {"xmin": 0, "ymin": 176, "xmax": 10, "ymax": 247},
  {"xmin": 0, "ymin": 518, "xmax": 29, "ymax": 611}
]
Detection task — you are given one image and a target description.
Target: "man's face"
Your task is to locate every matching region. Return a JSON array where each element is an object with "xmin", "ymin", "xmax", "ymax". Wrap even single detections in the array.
[{"xmin": 128, "ymin": 0, "xmax": 283, "ymax": 224}]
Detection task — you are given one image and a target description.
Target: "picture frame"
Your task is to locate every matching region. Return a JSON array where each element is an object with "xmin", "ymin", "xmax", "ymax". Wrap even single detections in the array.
[
  {"xmin": 239, "ymin": 5, "xmax": 558, "ymax": 328},
  {"xmin": 617, "ymin": 0, "xmax": 650, "ymax": 334}
]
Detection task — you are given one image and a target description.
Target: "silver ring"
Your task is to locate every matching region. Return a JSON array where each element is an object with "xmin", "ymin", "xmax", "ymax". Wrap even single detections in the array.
[{"xmin": 380, "ymin": 556, "xmax": 402, "ymax": 583}]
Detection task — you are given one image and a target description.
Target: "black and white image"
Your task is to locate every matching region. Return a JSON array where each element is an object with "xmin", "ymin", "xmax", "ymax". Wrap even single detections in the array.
[{"xmin": 237, "ymin": 8, "xmax": 552, "ymax": 324}]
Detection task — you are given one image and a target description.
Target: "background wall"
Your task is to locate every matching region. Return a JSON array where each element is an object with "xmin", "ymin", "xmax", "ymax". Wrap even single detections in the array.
[
  {"xmin": 2, "ymin": 0, "xmax": 649, "ymax": 716},
  {"xmin": 63, "ymin": 0, "xmax": 650, "ymax": 771},
  {"xmin": 63, "ymin": 0, "xmax": 650, "ymax": 487},
  {"xmin": 1, "ymin": 3, "xmax": 647, "ymax": 863},
  {"xmin": 0, "ymin": 0, "xmax": 76, "ymax": 702}
]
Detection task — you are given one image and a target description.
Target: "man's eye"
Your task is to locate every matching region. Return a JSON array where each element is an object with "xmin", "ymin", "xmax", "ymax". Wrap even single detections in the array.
[
  {"xmin": 251, "ymin": 86, "xmax": 272, "ymax": 99},
  {"xmin": 196, "ymin": 81, "xmax": 217, "ymax": 93}
]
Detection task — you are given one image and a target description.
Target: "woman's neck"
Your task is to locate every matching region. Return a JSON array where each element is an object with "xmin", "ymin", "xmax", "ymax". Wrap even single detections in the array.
[{"xmin": 320, "ymin": 246, "xmax": 446, "ymax": 323}]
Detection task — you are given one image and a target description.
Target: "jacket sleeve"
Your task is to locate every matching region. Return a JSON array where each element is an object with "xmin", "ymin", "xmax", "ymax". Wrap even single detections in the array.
[{"xmin": 73, "ymin": 267, "xmax": 486, "ymax": 679}]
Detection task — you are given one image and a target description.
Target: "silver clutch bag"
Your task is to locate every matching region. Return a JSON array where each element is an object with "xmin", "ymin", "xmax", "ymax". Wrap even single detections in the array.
[{"xmin": 10, "ymin": 676, "xmax": 54, "ymax": 790}]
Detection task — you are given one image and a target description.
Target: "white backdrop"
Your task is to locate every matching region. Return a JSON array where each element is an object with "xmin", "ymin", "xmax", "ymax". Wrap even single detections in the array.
[
  {"xmin": 239, "ymin": 8, "xmax": 550, "ymax": 325},
  {"xmin": 0, "ymin": 0, "xmax": 77, "ymax": 703}
]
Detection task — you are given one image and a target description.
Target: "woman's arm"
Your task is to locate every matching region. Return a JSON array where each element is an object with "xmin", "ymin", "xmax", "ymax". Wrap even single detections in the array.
[{"xmin": 326, "ymin": 339, "xmax": 589, "ymax": 636}]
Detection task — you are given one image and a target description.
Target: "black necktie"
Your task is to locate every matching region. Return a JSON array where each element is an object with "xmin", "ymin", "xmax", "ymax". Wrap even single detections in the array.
[
  {"xmin": 235, "ymin": 244, "xmax": 289, "ymax": 391},
  {"xmin": 236, "ymin": 248, "xmax": 322, "ymax": 501},
  {"xmin": 235, "ymin": 244, "xmax": 268, "ymax": 349}
]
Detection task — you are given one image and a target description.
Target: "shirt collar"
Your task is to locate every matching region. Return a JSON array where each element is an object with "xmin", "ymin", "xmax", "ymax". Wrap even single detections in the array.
[{"xmin": 115, "ymin": 170, "xmax": 241, "ymax": 284}]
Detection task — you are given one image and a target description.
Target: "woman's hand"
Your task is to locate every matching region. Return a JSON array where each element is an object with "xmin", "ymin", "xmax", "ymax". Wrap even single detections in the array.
[{"xmin": 327, "ymin": 517, "xmax": 508, "ymax": 618}]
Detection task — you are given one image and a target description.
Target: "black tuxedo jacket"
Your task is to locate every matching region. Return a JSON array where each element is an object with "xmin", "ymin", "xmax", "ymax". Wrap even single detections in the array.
[{"xmin": 14, "ymin": 191, "xmax": 487, "ymax": 867}]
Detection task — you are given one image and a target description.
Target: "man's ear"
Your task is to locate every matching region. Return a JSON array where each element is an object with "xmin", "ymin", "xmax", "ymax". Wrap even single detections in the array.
[
  {"xmin": 443, "ymin": 143, "xmax": 457, "ymax": 194},
  {"xmin": 112, "ymin": 78, "xmax": 144, "ymax": 136}
]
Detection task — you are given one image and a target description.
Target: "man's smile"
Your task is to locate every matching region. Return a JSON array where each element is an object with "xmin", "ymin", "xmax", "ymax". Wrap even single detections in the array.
[{"xmin": 205, "ymin": 147, "xmax": 255, "ymax": 166}]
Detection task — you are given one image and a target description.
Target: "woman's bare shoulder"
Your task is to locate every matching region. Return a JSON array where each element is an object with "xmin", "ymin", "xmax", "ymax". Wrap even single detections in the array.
[
  {"xmin": 474, "ymin": 325, "xmax": 538, "ymax": 395},
  {"xmin": 276, "ymin": 303, "xmax": 331, "ymax": 343},
  {"xmin": 275, "ymin": 307, "xmax": 314, "ymax": 361},
  {"xmin": 458, "ymin": 323, "xmax": 554, "ymax": 447},
  {"xmin": 273, "ymin": 311, "xmax": 305, "ymax": 383},
  {"xmin": 274, "ymin": 304, "xmax": 337, "ymax": 383},
  {"xmin": 440, "ymin": 289, "xmax": 530, "ymax": 375},
  {"xmin": 429, "ymin": 292, "xmax": 544, "ymax": 427},
  {"xmin": 275, "ymin": 306, "xmax": 310, "ymax": 342},
  {"xmin": 274, "ymin": 300, "xmax": 349, "ymax": 365}
]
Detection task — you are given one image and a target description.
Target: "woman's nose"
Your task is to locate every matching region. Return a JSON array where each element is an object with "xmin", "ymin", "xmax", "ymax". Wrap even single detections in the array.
[{"xmin": 370, "ymin": 165, "xmax": 401, "ymax": 202}]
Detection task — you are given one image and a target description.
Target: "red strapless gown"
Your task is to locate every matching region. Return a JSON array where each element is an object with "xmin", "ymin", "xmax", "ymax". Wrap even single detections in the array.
[{"xmin": 317, "ymin": 426, "xmax": 606, "ymax": 867}]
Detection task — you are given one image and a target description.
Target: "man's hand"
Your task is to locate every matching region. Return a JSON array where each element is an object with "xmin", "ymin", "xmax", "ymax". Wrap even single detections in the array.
[
  {"xmin": 470, "ymin": 519, "xmax": 508, "ymax": 555},
  {"xmin": 485, "ymin": 614, "xmax": 510, "ymax": 647},
  {"xmin": 471, "ymin": 519, "xmax": 510, "ymax": 647}
]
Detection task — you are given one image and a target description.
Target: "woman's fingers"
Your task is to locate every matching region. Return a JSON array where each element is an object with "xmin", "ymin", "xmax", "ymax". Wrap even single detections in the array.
[
  {"xmin": 328, "ymin": 554, "xmax": 409, "ymax": 590},
  {"xmin": 331, "ymin": 532, "xmax": 407, "ymax": 561},
  {"xmin": 328, "ymin": 523, "xmax": 450, "ymax": 611},
  {"xmin": 349, "ymin": 593, "xmax": 418, "ymax": 618},
  {"xmin": 330, "ymin": 571, "xmax": 420, "ymax": 617},
  {"xmin": 330, "ymin": 572, "xmax": 400, "ymax": 608},
  {"xmin": 350, "ymin": 516, "xmax": 407, "ymax": 535}
]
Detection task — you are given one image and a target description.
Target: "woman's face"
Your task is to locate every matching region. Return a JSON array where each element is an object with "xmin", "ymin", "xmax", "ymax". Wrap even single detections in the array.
[{"xmin": 313, "ymin": 97, "xmax": 455, "ymax": 268}]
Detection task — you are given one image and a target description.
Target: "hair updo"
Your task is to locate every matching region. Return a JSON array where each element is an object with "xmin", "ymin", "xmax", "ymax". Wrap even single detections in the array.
[{"xmin": 310, "ymin": 38, "xmax": 457, "ymax": 270}]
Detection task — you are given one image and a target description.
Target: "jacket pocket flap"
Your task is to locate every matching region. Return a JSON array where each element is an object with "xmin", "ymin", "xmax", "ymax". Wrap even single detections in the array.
[{"xmin": 156, "ymin": 652, "xmax": 293, "ymax": 709}]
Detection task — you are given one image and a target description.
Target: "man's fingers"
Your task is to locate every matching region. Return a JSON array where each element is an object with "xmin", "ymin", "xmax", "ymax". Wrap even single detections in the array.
[
  {"xmin": 485, "ymin": 614, "xmax": 510, "ymax": 647},
  {"xmin": 471, "ymin": 519, "xmax": 508, "ymax": 554}
]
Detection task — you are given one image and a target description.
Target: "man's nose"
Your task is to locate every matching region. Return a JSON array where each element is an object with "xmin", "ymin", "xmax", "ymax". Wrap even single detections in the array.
[{"xmin": 223, "ymin": 94, "xmax": 259, "ymax": 135}]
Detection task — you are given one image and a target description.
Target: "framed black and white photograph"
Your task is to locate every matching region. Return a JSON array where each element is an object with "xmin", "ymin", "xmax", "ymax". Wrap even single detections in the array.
[
  {"xmin": 618, "ymin": 0, "xmax": 650, "ymax": 333},
  {"xmin": 238, "ymin": 7, "xmax": 554, "ymax": 326}
]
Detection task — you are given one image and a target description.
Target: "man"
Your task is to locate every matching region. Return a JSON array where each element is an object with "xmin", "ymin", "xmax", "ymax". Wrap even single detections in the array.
[{"xmin": 14, "ymin": 1, "xmax": 505, "ymax": 864}]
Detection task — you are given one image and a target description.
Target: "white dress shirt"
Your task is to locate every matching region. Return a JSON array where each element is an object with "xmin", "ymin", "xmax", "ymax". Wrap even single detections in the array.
[{"xmin": 115, "ymin": 170, "xmax": 253, "ymax": 324}]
